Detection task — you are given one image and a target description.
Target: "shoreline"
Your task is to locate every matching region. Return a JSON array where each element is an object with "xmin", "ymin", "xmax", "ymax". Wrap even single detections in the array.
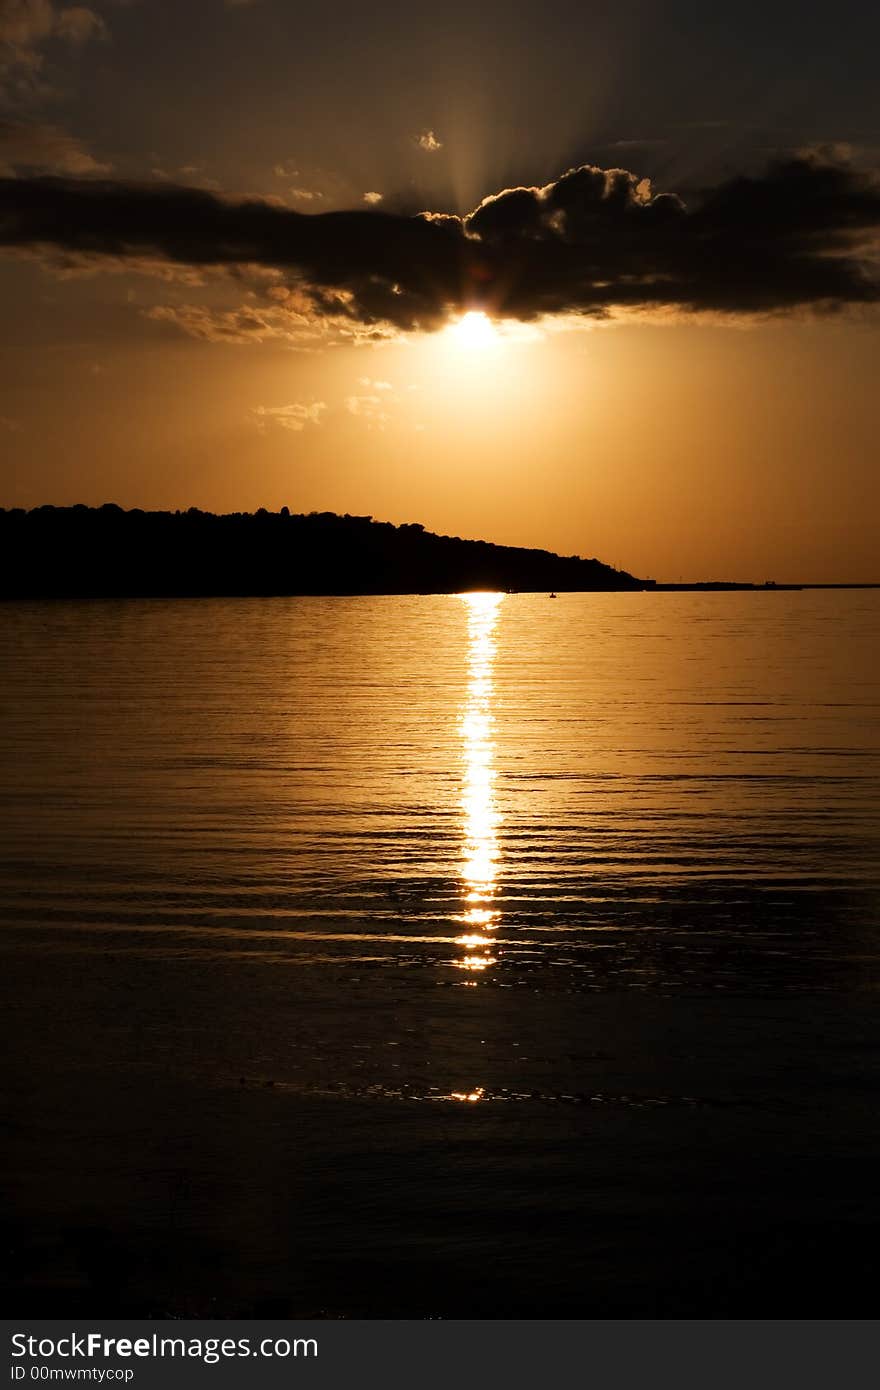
[{"xmin": 3, "ymin": 583, "xmax": 880, "ymax": 600}]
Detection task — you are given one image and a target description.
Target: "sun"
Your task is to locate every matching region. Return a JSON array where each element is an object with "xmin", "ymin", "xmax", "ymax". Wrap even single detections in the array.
[{"xmin": 446, "ymin": 310, "xmax": 500, "ymax": 350}]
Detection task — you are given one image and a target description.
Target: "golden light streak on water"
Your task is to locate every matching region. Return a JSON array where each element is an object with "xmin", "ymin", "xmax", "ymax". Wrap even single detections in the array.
[
  {"xmin": 458, "ymin": 592, "xmax": 504, "ymax": 974},
  {"xmin": 452, "ymin": 953, "xmax": 498, "ymax": 972},
  {"xmin": 448, "ymin": 1087, "xmax": 485, "ymax": 1104}
]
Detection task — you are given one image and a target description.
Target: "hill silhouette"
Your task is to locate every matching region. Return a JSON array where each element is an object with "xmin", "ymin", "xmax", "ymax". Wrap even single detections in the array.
[{"xmin": 0, "ymin": 505, "xmax": 649, "ymax": 598}]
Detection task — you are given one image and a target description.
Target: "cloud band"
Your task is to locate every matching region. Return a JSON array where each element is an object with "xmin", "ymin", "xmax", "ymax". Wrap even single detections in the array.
[{"xmin": 2, "ymin": 151, "xmax": 879, "ymax": 331}]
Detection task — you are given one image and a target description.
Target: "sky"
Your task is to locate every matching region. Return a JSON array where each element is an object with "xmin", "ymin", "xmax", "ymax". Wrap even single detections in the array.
[{"xmin": 1, "ymin": 0, "xmax": 879, "ymax": 581}]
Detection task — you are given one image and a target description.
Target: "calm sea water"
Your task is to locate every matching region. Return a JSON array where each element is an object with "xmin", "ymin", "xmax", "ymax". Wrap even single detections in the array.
[
  {"xmin": 2, "ymin": 591, "xmax": 880, "ymax": 1315},
  {"xmin": 2, "ymin": 591, "xmax": 878, "ymax": 999}
]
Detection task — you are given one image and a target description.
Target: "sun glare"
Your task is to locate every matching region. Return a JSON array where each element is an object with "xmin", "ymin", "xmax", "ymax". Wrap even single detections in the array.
[
  {"xmin": 455, "ymin": 591, "xmax": 503, "ymax": 976},
  {"xmin": 447, "ymin": 310, "xmax": 499, "ymax": 351}
]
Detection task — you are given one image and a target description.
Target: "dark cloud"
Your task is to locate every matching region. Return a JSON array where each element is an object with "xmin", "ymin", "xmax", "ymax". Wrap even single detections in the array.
[
  {"xmin": 1, "ymin": 151, "xmax": 879, "ymax": 333},
  {"xmin": 0, "ymin": 174, "xmax": 465, "ymax": 329}
]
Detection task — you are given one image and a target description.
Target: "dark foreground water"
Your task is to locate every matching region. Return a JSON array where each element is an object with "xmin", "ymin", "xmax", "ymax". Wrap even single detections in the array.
[{"xmin": 2, "ymin": 591, "xmax": 879, "ymax": 1315}]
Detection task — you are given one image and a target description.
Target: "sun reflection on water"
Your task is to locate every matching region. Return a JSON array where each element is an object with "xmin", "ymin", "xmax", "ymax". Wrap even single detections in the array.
[
  {"xmin": 454, "ymin": 592, "xmax": 503, "ymax": 974},
  {"xmin": 449, "ymin": 1087, "xmax": 485, "ymax": 1104}
]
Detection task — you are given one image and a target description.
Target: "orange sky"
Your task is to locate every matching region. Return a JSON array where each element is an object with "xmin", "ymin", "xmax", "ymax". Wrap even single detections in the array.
[
  {"xmin": 1, "ymin": 0, "xmax": 879, "ymax": 583},
  {"xmin": 4, "ymin": 297, "xmax": 875, "ymax": 582}
]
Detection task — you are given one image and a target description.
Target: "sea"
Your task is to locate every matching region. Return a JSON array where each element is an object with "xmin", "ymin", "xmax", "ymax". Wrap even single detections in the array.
[{"xmin": 2, "ymin": 590, "xmax": 879, "ymax": 1315}]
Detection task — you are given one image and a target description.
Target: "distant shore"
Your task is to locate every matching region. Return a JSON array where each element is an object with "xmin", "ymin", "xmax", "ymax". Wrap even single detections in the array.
[
  {"xmin": 653, "ymin": 582, "xmax": 880, "ymax": 591},
  {"xmin": 0, "ymin": 506, "xmax": 875, "ymax": 598},
  {"xmin": 0, "ymin": 504, "xmax": 643, "ymax": 599}
]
